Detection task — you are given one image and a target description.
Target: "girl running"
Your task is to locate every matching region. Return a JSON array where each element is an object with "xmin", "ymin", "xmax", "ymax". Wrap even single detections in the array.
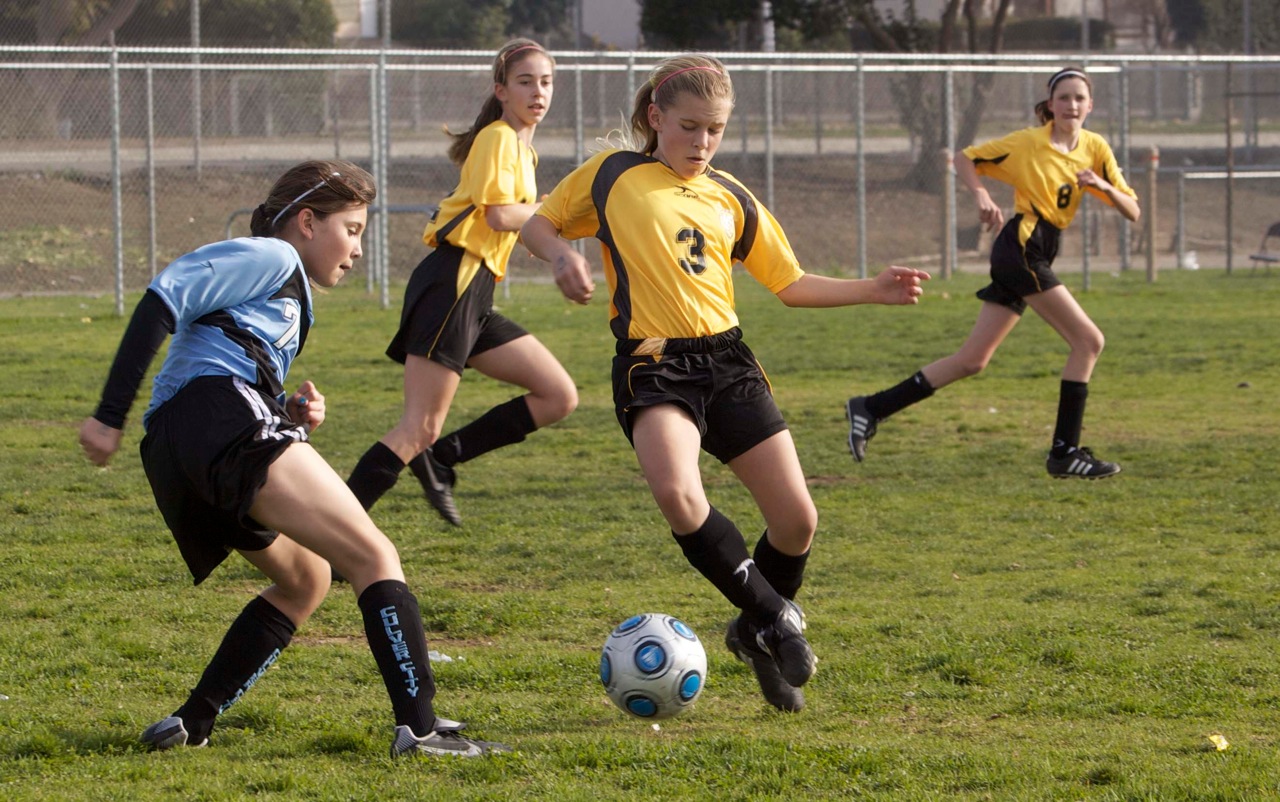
[
  {"xmin": 346, "ymin": 38, "xmax": 576, "ymax": 526},
  {"xmin": 844, "ymin": 67, "xmax": 1140, "ymax": 478}
]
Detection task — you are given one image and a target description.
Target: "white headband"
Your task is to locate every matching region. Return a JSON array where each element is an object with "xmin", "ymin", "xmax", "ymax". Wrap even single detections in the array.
[
  {"xmin": 271, "ymin": 172, "xmax": 339, "ymax": 229},
  {"xmin": 1048, "ymin": 70, "xmax": 1088, "ymax": 93}
]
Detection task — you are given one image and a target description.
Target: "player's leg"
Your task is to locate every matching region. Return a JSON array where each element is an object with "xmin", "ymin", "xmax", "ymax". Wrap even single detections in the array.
[
  {"xmin": 249, "ymin": 442, "xmax": 507, "ymax": 756},
  {"xmin": 1026, "ymin": 286, "xmax": 1119, "ymax": 478},
  {"xmin": 345, "ymin": 355, "xmax": 461, "ymax": 512},
  {"xmin": 409, "ymin": 333, "xmax": 578, "ymax": 525},
  {"xmin": 720, "ymin": 429, "xmax": 820, "ymax": 711},
  {"xmin": 847, "ymin": 301, "xmax": 1021, "ymax": 460},
  {"xmin": 144, "ymin": 535, "xmax": 330, "ymax": 751}
]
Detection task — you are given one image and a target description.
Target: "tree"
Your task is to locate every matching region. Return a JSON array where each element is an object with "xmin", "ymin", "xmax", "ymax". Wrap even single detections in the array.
[
  {"xmin": 771, "ymin": 0, "xmax": 1014, "ymax": 190},
  {"xmin": 393, "ymin": 0, "xmax": 510, "ymax": 48},
  {"xmin": 640, "ymin": 0, "xmax": 768, "ymax": 50}
]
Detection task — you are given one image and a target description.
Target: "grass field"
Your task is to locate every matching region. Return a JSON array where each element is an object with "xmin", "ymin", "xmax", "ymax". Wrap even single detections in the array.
[{"xmin": 2, "ymin": 268, "xmax": 1279, "ymax": 800}]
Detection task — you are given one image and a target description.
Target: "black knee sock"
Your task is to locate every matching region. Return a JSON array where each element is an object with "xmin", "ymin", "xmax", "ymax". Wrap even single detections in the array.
[
  {"xmin": 431, "ymin": 396, "xmax": 537, "ymax": 468},
  {"xmin": 672, "ymin": 507, "xmax": 785, "ymax": 626},
  {"xmin": 865, "ymin": 370, "xmax": 935, "ymax": 420},
  {"xmin": 358, "ymin": 579, "xmax": 437, "ymax": 737},
  {"xmin": 346, "ymin": 441, "xmax": 406, "ymax": 511},
  {"xmin": 753, "ymin": 531, "xmax": 810, "ymax": 601},
  {"xmin": 1051, "ymin": 380, "xmax": 1089, "ymax": 458},
  {"xmin": 173, "ymin": 595, "xmax": 296, "ymax": 743}
]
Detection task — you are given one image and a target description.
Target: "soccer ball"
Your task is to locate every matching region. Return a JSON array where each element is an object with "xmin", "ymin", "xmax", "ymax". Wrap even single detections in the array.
[{"xmin": 599, "ymin": 613, "xmax": 707, "ymax": 720}]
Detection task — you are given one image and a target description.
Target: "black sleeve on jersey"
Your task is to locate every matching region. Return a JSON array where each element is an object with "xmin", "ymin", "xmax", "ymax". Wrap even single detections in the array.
[{"xmin": 94, "ymin": 289, "xmax": 175, "ymax": 429}]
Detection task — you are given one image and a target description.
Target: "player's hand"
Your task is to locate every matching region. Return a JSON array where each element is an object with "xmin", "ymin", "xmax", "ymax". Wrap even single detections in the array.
[
  {"xmin": 553, "ymin": 251, "xmax": 594, "ymax": 305},
  {"xmin": 874, "ymin": 265, "xmax": 931, "ymax": 305},
  {"xmin": 79, "ymin": 417, "xmax": 123, "ymax": 466},
  {"xmin": 288, "ymin": 381, "xmax": 325, "ymax": 433},
  {"xmin": 1076, "ymin": 168, "xmax": 1110, "ymax": 192},
  {"xmin": 974, "ymin": 189, "xmax": 1004, "ymax": 232}
]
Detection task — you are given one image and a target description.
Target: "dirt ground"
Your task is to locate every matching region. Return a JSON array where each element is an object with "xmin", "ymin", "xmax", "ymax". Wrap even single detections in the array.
[{"xmin": 2, "ymin": 146, "xmax": 1278, "ymax": 297}]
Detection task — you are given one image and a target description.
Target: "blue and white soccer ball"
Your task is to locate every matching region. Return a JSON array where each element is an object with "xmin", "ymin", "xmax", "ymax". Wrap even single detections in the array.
[{"xmin": 599, "ymin": 613, "xmax": 707, "ymax": 720}]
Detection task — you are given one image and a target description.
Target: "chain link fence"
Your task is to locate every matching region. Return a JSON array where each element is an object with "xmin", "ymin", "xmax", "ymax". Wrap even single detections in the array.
[{"xmin": 2, "ymin": 46, "xmax": 1279, "ymax": 310}]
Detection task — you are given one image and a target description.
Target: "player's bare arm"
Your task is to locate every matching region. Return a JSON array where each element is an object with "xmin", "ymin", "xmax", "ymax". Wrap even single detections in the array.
[
  {"xmin": 521, "ymin": 215, "xmax": 594, "ymax": 304},
  {"xmin": 775, "ymin": 267, "xmax": 929, "ymax": 309},
  {"xmin": 1077, "ymin": 169, "xmax": 1141, "ymax": 222}
]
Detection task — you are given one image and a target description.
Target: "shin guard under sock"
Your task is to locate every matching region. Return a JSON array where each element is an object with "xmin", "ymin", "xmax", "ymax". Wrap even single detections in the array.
[
  {"xmin": 1051, "ymin": 380, "xmax": 1089, "ymax": 458},
  {"xmin": 865, "ymin": 370, "xmax": 935, "ymax": 420},
  {"xmin": 672, "ymin": 507, "xmax": 786, "ymax": 626},
  {"xmin": 346, "ymin": 441, "xmax": 406, "ymax": 511},
  {"xmin": 358, "ymin": 579, "xmax": 437, "ymax": 737},
  {"xmin": 432, "ymin": 396, "xmax": 537, "ymax": 468},
  {"xmin": 753, "ymin": 531, "xmax": 810, "ymax": 601},
  {"xmin": 173, "ymin": 595, "xmax": 296, "ymax": 743}
]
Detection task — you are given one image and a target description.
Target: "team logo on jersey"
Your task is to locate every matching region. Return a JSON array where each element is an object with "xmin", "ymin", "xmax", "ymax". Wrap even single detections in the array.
[
  {"xmin": 674, "ymin": 185, "xmax": 700, "ymax": 200},
  {"xmin": 718, "ymin": 205, "xmax": 736, "ymax": 240}
]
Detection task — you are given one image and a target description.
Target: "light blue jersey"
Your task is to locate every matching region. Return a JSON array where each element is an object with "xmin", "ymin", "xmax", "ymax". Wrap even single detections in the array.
[{"xmin": 144, "ymin": 237, "xmax": 313, "ymax": 428}]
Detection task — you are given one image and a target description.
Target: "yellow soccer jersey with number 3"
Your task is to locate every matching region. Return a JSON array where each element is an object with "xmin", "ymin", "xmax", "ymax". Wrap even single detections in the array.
[
  {"xmin": 536, "ymin": 149, "xmax": 804, "ymax": 341},
  {"xmin": 964, "ymin": 123, "xmax": 1137, "ymax": 244}
]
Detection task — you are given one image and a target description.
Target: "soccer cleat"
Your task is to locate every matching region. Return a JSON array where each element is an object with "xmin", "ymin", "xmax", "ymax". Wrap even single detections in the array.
[
  {"xmin": 725, "ymin": 616, "xmax": 804, "ymax": 712},
  {"xmin": 844, "ymin": 396, "xmax": 878, "ymax": 462},
  {"xmin": 140, "ymin": 716, "xmax": 208, "ymax": 751},
  {"xmin": 418, "ymin": 448, "xmax": 461, "ymax": 526},
  {"xmin": 738, "ymin": 599, "xmax": 817, "ymax": 690},
  {"xmin": 1046, "ymin": 446, "xmax": 1121, "ymax": 479},
  {"xmin": 389, "ymin": 721, "xmax": 511, "ymax": 759}
]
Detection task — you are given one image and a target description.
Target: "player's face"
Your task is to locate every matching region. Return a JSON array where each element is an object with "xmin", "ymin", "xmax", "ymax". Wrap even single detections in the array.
[
  {"xmin": 648, "ymin": 91, "xmax": 732, "ymax": 181},
  {"xmin": 497, "ymin": 53, "xmax": 554, "ymax": 131},
  {"xmin": 298, "ymin": 206, "xmax": 366, "ymax": 288},
  {"xmin": 1048, "ymin": 77, "xmax": 1093, "ymax": 128}
]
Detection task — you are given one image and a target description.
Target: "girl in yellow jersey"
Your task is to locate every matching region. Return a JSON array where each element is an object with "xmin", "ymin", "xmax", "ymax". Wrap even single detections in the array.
[
  {"xmin": 845, "ymin": 67, "xmax": 1140, "ymax": 479},
  {"xmin": 346, "ymin": 39, "xmax": 577, "ymax": 527},
  {"xmin": 521, "ymin": 55, "xmax": 929, "ymax": 712}
]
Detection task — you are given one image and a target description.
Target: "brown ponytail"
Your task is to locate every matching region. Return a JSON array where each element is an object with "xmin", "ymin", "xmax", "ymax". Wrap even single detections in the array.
[{"xmin": 250, "ymin": 160, "xmax": 376, "ymax": 238}]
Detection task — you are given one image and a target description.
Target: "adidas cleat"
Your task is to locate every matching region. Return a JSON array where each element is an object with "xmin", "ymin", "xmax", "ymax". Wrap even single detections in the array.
[
  {"xmin": 845, "ymin": 396, "xmax": 878, "ymax": 462},
  {"xmin": 1046, "ymin": 446, "xmax": 1121, "ymax": 479}
]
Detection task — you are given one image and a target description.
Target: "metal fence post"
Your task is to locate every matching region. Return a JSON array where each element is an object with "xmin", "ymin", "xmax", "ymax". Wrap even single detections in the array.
[
  {"xmin": 1119, "ymin": 64, "xmax": 1131, "ymax": 270},
  {"xmin": 1146, "ymin": 146, "xmax": 1159, "ymax": 281},
  {"xmin": 368, "ymin": 67, "xmax": 380, "ymax": 295},
  {"xmin": 146, "ymin": 65, "xmax": 157, "ymax": 277},
  {"xmin": 765, "ymin": 65, "xmax": 774, "ymax": 211},
  {"xmin": 942, "ymin": 69, "xmax": 956, "ymax": 280},
  {"xmin": 855, "ymin": 56, "xmax": 866, "ymax": 279},
  {"xmin": 110, "ymin": 41, "xmax": 124, "ymax": 316},
  {"xmin": 379, "ymin": 50, "xmax": 391, "ymax": 309}
]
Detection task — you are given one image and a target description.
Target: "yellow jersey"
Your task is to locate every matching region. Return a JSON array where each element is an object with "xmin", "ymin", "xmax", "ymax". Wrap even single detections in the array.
[
  {"xmin": 535, "ymin": 149, "xmax": 804, "ymax": 340},
  {"xmin": 423, "ymin": 120, "xmax": 537, "ymax": 290},
  {"xmin": 964, "ymin": 123, "xmax": 1137, "ymax": 244}
]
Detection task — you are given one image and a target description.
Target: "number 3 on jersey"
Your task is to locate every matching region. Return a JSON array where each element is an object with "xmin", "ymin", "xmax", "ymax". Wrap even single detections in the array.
[{"xmin": 677, "ymin": 227, "xmax": 707, "ymax": 275}]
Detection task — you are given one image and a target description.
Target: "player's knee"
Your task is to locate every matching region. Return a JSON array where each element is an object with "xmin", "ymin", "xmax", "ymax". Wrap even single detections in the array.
[
  {"xmin": 955, "ymin": 354, "xmax": 990, "ymax": 378},
  {"xmin": 548, "ymin": 381, "xmax": 578, "ymax": 422}
]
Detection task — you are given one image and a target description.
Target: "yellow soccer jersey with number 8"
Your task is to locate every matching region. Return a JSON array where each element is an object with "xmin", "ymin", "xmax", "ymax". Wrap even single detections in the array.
[{"xmin": 964, "ymin": 123, "xmax": 1137, "ymax": 239}]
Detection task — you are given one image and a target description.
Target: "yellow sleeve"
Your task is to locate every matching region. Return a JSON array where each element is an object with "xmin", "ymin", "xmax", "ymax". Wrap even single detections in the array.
[
  {"xmin": 467, "ymin": 124, "xmax": 523, "ymax": 207},
  {"xmin": 712, "ymin": 168, "xmax": 804, "ymax": 294},
  {"xmin": 535, "ymin": 150, "xmax": 609, "ymax": 241},
  {"xmin": 962, "ymin": 128, "xmax": 1030, "ymax": 186},
  {"xmin": 1085, "ymin": 133, "xmax": 1138, "ymax": 207}
]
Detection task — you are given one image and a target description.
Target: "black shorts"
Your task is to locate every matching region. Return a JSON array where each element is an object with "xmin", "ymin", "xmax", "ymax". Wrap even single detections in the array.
[
  {"xmin": 976, "ymin": 214, "xmax": 1063, "ymax": 315},
  {"xmin": 386, "ymin": 242, "xmax": 528, "ymax": 374},
  {"xmin": 139, "ymin": 376, "xmax": 306, "ymax": 585},
  {"xmin": 611, "ymin": 328, "xmax": 788, "ymax": 464}
]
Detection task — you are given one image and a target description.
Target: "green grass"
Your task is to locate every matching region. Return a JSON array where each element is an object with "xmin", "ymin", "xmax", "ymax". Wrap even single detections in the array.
[{"xmin": 2, "ymin": 268, "xmax": 1279, "ymax": 800}]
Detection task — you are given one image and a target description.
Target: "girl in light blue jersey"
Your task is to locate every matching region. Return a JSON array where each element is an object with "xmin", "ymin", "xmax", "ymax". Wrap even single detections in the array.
[{"xmin": 79, "ymin": 160, "xmax": 508, "ymax": 759}]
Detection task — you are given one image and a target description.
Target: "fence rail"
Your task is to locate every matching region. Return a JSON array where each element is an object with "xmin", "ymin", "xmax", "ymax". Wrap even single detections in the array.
[{"xmin": 2, "ymin": 47, "xmax": 1278, "ymax": 311}]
